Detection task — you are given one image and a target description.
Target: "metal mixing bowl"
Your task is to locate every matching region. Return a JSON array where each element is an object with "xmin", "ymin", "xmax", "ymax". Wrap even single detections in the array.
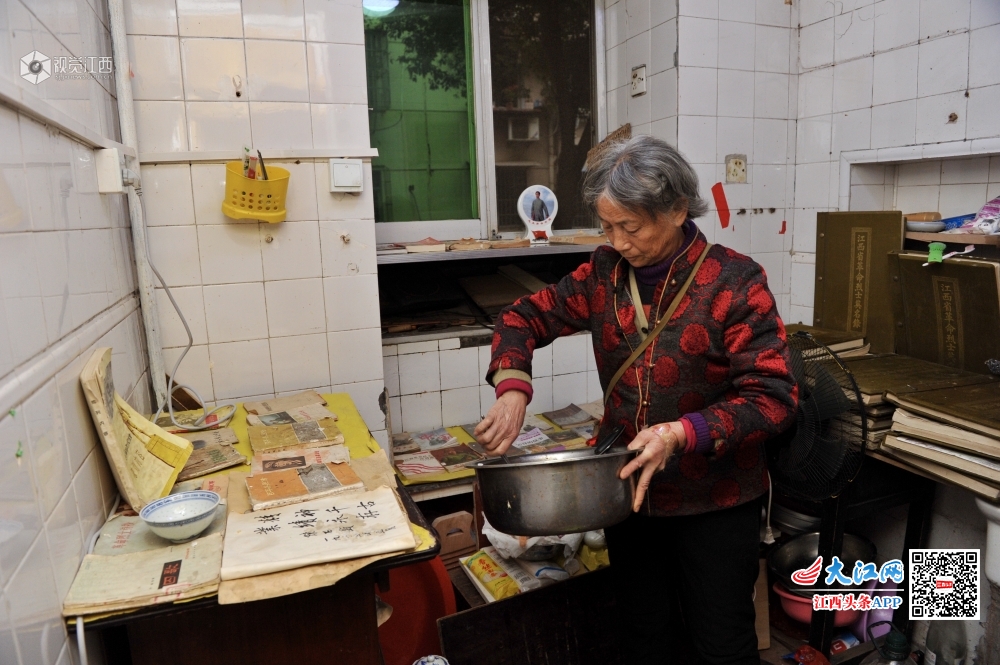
[
  {"xmin": 768, "ymin": 531, "xmax": 877, "ymax": 598},
  {"xmin": 474, "ymin": 448, "xmax": 637, "ymax": 536}
]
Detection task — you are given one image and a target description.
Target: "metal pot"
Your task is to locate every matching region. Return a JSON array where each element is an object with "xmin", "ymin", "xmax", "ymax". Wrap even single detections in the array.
[
  {"xmin": 768, "ymin": 531, "xmax": 877, "ymax": 598},
  {"xmin": 474, "ymin": 448, "xmax": 637, "ymax": 536}
]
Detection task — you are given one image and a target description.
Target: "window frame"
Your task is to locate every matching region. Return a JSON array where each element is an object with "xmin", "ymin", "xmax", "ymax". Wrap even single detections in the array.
[{"xmin": 371, "ymin": 0, "xmax": 606, "ymax": 244}]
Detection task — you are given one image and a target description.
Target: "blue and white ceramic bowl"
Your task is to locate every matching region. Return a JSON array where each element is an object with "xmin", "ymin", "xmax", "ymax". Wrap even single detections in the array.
[{"xmin": 140, "ymin": 491, "xmax": 220, "ymax": 543}]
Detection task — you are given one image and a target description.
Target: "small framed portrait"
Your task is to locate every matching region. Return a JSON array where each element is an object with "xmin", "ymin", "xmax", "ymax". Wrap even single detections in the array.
[{"xmin": 517, "ymin": 185, "xmax": 558, "ymax": 224}]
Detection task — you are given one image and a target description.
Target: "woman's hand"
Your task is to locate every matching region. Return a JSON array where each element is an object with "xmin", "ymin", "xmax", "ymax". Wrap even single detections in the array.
[
  {"xmin": 474, "ymin": 391, "xmax": 528, "ymax": 455},
  {"xmin": 619, "ymin": 422, "xmax": 686, "ymax": 511}
]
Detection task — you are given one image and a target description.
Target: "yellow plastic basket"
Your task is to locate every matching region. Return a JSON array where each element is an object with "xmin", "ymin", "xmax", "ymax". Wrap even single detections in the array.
[{"xmin": 221, "ymin": 161, "xmax": 290, "ymax": 223}]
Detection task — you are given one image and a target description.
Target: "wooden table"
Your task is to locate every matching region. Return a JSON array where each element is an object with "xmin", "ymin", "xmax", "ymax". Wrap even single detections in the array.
[{"xmin": 72, "ymin": 395, "xmax": 440, "ymax": 665}]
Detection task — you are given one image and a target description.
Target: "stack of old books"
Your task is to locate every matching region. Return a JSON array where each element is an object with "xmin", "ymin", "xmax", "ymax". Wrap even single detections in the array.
[
  {"xmin": 880, "ymin": 382, "xmax": 1000, "ymax": 500},
  {"xmin": 786, "ymin": 324, "xmax": 871, "ymax": 359},
  {"xmin": 392, "ymin": 401, "xmax": 606, "ymax": 481},
  {"xmin": 393, "ymin": 428, "xmax": 485, "ymax": 480},
  {"xmin": 240, "ymin": 390, "xmax": 364, "ymax": 510},
  {"xmin": 839, "ymin": 355, "xmax": 995, "ymax": 451}
]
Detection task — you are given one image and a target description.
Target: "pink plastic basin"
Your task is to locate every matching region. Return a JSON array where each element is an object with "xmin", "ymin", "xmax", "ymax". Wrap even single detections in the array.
[{"xmin": 773, "ymin": 583, "xmax": 860, "ymax": 627}]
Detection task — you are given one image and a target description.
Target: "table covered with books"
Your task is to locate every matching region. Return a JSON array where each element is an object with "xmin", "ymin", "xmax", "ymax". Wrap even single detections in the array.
[{"xmin": 63, "ymin": 348, "xmax": 439, "ymax": 665}]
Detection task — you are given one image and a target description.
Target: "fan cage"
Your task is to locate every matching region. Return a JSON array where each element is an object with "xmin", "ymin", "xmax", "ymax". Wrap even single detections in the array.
[{"xmin": 769, "ymin": 332, "xmax": 869, "ymax": 502}]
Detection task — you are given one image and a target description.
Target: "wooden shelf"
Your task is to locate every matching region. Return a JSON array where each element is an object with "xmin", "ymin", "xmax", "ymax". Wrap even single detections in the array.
[{"xmin": 904, "ymin": 231, "xmax": 1000, "ymax": 245}]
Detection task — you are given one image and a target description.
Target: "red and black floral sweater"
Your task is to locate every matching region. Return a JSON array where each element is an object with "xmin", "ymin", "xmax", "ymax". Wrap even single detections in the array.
[{"xmin": 486, "ymin": 223, "xmax": 799, "ymax": 517}]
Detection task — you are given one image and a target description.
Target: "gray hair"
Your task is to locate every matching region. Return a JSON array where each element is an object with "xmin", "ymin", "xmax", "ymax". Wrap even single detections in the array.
[{"xmin": 582, "ymin": 135, "xmax": 709, "ymax": 220}]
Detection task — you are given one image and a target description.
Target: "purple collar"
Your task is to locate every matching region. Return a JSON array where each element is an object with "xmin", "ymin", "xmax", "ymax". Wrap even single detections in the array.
[{"xmin": 632, "ymin": 220, "xmax": 698, "ymax": 286}]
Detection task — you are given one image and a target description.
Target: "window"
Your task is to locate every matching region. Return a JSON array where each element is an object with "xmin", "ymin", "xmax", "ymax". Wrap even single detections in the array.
[
  {"xmin": 364, "ymin": 0, "xmax": 479, "ymax": 225},
  {"xmin": 364, "ymin": 0, "xmax": 602, "ymax": 239},
  {"xmin": 488, "ymin": 0, "xmax": 597, "ymax": 232}
]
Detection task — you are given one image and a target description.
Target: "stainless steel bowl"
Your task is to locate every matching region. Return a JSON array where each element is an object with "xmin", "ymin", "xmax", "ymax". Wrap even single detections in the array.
[
  {"xmin": 768, "ymin": 531, "xmax": 877, "ymax": 598},
  {"xmin": 474, "ymin": 448, "xmax": 637, "ymax": 536}
]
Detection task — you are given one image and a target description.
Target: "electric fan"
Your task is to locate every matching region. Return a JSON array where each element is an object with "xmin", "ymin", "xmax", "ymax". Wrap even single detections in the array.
[{"xmin": 766, "ymin": 332, "xmax": 869, "ymax": 501}]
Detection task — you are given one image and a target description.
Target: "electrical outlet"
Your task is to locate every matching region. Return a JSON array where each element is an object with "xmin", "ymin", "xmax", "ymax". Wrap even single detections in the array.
[
  {"xmin": 725, "ymin": 154, "xmax": 747, "ymax": 184},
  {"xmin": 630, "ymin": 65, "xmax": 647, "ymax": 97}
]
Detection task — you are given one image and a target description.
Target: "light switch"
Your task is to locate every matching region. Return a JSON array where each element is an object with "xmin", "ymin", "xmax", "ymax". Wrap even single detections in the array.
[
  {"xmin": 329, "ymin": 159, "xmax": 364, "ymax": 193},
  {"xmin": 630, "ymin": 65, "xmax": 647, "ymax": 97}
]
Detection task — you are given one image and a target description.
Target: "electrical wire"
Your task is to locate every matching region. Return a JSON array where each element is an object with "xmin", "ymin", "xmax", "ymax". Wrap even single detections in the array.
[
  {"xmin": 76, "ymin": 494, "xmax": 122, "ymax": 665},
  {"xmin": 133, "ymin": 185, "xmax": 236, "ymax": 431},
  {"xmin": 763, "ymin": 470, "xmax": 776, "ymax": 545}
]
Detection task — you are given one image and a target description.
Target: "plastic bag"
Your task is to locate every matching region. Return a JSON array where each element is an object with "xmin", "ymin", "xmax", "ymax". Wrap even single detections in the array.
[{"xmin": 481, "ymin": 518, "xmax": 584, "ymax": 560}]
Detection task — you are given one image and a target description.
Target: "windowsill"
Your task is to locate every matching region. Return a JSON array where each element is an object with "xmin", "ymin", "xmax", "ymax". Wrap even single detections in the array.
[{"xmin": 376, "ymin": 242, "xmax": 600, "ymax": 265}]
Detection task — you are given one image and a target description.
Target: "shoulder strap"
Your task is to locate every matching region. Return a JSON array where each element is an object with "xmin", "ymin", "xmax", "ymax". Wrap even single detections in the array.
[{"xmin": 603, "ymin": 243, "xmax": 713, "ymax": 405}]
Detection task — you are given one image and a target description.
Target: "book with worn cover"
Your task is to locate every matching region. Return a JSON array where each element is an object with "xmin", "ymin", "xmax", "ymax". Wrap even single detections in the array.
[
  {"xmin": 245, "ymin": 462, "xmax": 364, "ymax": 511},
  {"xmin": 889, "ymin": 253, "xmax": 1000, "ymax": 375},
  {"xmin": 392, "ymin": 432, "xmax": 421, "ymax": 455},
  {"xmin": 248, "ymin": 418, "xmax": 345, "ymax": 454},
  {"xmin": 176, "ymin": 428, "xmax": 239, "ymax": 446},
  {"xmin": 838, "ymin": 354, "xmax": 993, "ymax": 405},
  {"xmin": 63, "ymin": 533, "xmax": 223, "ymax": 616},
  {"xmin": 886, "ymin": 381, "xmax": 1000, "ymax": 440},
  {"xmin": 891, "ymin": 409, "xmax": 1000, "ymax": 460},
  {"xmin": 81, "ymin": 348, "xmax": 194, "ymax": 510},
  {"xmin": 395, "ymin": 451, "xmax": 445, "ymax": 478},
  {"xmin": 547, "ymin": 430, "xmax": 590, "ymax": 449},
  {"xmin": 405, "ymin": 237, "xmax": 447, "ymax": 253},
  {"xmin": 243, "ymin": 390, "xmax": 326, "ymax": 416},
  {"xmin": 541, "ymin": 404, "xmax": 595, "ymax": 428},
  {"xmin": 813, "ymin": 211, "xmax": 904, "ymax": 354},
  {"xmin": 154, "ymin": 410, "xmax": 224, "ymax": 433},
  {"xmin": 429, "ymin": 445, "xmax": 483, "ymax": 472},
  {"xmin": 251, "ymin": 445, "xmax": 351, "ymax": 474},
  {"xmin": 512, "ymin": 427, "xmax": 555, "ymax": 454},
  {"xmin": 246, "ymin": 403, "xmax": 337, "ymax": 427},
  {"xmin": 876, "ymin": 450, "xmax": 1000, "ymax": 501},
  {"xmin": 221, "ymin": 485, "xmax": 416, "ymax": 581},
  {"xmin": 883, "ymin": 434, "xmax": 1000, "ymax": 483},
  {"xmin": 177, "ymin": 442, "xmax": 246, "ymax": 482},
  {"xmin": 411, "ymin": 428, "xmax": 459, "ymax": 451},
  {"xmin": 786, "ymin": 324, "xmax": 865, "ymax": 352}
]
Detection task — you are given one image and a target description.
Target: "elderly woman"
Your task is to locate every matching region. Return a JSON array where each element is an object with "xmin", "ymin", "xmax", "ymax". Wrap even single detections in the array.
[{"xmin": 475, "ymin": 136, "xmax": 798, "ymax": 664}]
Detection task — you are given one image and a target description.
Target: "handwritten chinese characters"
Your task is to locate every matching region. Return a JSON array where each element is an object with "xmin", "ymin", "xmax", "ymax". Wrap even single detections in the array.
[{"xmin": 221, "ymin": 485, "xmax": 417, "ymax": 581}]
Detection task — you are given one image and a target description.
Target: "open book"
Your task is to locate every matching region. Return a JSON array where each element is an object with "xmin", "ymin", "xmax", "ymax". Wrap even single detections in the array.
[{"xmin": 81, "ymin": 348, "xmax": 193, "ymax": 509}]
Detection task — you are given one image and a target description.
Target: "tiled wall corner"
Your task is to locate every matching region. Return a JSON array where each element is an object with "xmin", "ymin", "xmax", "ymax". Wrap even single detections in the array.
[{"xmin": 385, "ymin": 332, "xmax": 601, "ymax": 434}]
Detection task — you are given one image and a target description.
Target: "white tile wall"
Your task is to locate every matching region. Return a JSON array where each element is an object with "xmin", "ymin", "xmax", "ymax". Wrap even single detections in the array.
[
  {"xmin": 128, "ymin": 0, "xmax": 374, "ymax": 154},
  {"xmin": 269, "ymin": 333, "xmax": 331, "ymax": 393},
  {"xmin": 384, "ymin": 333, "xmax": 599, "ymax": 433},
  {"xmin": 128, "ymin": 0, "xmax": 384, "ymax": 441},
  {"xmin": 782, "ymin": 0, "xmax": 1000, "ymax": 317},
  {"xmin": 0, "ymin": 98, "xmax": 149, "ymax": 665}
]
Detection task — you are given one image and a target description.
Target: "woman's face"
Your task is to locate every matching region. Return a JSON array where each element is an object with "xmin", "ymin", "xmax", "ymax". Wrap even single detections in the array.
[{"xmin": 596, "ymin": 195, "xmax": 688, "ymax": 267}]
